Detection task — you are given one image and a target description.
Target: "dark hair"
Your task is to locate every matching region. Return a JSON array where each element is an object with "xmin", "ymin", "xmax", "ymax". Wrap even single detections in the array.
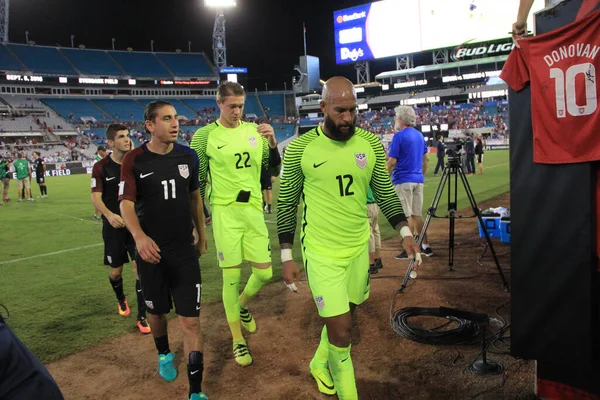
[
  {"xmin": 105, "ymin": 123, "xmax": 129, "ymax": 141},
  {"xmin": 34, "ymin": 151, "xmax": 41, "ymax": 156},
  {"xmin": 216, "ymin": 81, "xmax": 245, "ymax": 102},
  {"xmin": 144, "ymin": 100, "xmax": 173, "ymax": 123}
]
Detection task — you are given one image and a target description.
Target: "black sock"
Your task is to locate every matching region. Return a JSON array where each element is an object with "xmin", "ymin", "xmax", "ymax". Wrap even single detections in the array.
[
  {"xmin": 109, "ymin": 276, "xmax": 125, "ymax": 301},
  {"xmin": 43, "ymin": 186, "xmax": 47, "ymax": 195},
  {"xmin": 188, "ymin": 351, "xmax": 204, "ymax": 395},
  {"xmin": 154, "ymin": 335, "xmax": 170, "ymax": 355},
  {"xmin": 268, "ymin": 204, "xmax": 272, "ymax": 212},
  {"xmin": 135, "ymin": 280, "xmax": 146, "ymax": 318},
  {"xmin": 39, "ymin": 186, "xmax": 44, "ymax": 196}
]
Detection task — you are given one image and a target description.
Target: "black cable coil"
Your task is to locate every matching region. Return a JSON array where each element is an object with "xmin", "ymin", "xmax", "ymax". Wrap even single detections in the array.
[{"xmin": 390, "ymin": 307, "xmax": 481, "ymax": 345}]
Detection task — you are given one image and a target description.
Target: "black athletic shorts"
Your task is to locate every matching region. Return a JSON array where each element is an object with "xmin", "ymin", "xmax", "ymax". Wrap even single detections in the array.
[
  {"xmin": 137, "ymin": 244, "xmax": 202, "ymax": 317},
  {"xmin": 102, "ymin": 221, "xmax": 136, "ymax": 267},
  {"xmin": 36, "ymin": 176, "xmax": 45, "ymax": 184},
  {"xmin": 260, "ymin": 169, "xmax": 271, "ymax": 191}
]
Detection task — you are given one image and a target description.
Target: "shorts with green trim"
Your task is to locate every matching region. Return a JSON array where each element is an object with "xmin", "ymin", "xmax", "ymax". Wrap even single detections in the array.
[
  {"xmin": 212, "ymin": 203, "xmax": 271, "ymax": 268},
  {"xmin": 303, "ymin": 244, "xmax": 370, "ymax": 318}
]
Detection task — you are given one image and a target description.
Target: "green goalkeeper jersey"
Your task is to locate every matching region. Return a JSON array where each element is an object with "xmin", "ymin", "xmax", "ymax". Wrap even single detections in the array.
[
  {"xmin": 191, "ymin": 120, "xmax": 272, "ymax": 210},
  {"xmin": 277, "ymin": 126, "xmax": 407, "ymax": 260}
]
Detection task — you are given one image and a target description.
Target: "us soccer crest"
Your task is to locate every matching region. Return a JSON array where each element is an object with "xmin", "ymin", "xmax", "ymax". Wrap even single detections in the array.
[
  {"xmin": 178, "ymin": 164, "xmax": 189, "ymax": 179},
  {"xmin": 355, "ymin": 153, "xmax": 367, "ymax": 169},
  {"xmin": 315, "ymin": 295, "xmax": 325, "ymax": 310},
  {"xmin": 249, "ymin": 137, "xmax": 257, "ymax": 148}
]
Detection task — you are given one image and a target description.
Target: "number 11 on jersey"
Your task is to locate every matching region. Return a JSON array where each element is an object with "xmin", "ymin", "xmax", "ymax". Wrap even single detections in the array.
[{"xmin": 161, "ymin": 179, "xmax": 176, "ymax": 200}]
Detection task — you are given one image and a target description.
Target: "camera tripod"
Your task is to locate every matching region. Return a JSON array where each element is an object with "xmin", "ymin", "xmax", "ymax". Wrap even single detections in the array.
[{"xmin": 398, "ymin": 156, "xmax": 510, "ymax": 292}]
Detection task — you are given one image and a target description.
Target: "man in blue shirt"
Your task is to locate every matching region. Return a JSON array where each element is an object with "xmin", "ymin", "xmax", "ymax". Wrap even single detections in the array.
[{"xmin": 386, "ymin": 106, "xmax": 433, "ymax": 258}]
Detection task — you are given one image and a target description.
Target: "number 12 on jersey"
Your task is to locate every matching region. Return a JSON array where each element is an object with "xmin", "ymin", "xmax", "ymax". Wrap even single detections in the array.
[
  {"xmin": 550, "ymin": 62, "xmax": 597, "ymax": 118},
  {"xmin": 336, "ymin": 174, "xmax": 354, "ymax": 197}
]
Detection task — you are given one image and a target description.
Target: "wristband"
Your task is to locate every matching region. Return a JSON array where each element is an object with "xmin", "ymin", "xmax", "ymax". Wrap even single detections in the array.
[
  {"xmin": 281, "ymin": 248, "xmax": 293, "ymax": 262},
  {"xmin": 400, "ymin": 226, "xmax": 413, "ymax": 239}
]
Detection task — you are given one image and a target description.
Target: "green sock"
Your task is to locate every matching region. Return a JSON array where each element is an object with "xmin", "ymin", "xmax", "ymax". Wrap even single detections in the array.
[
  {"xmin": 311, "ymin": 325, "xmax": 329, "ymax": 367},
  {"xmin": 328, "ymin": 343, "xmax": 357, "ymax": 400},
  {"xmin": 242, "ymin": 266, "xmax": 273, "ymax": 300},
  {"xmin": 222, "ymin": 268, "xmax": 243, "ymax": 342}
]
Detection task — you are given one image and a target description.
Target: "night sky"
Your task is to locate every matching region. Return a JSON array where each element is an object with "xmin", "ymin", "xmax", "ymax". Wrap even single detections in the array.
[{"xmin": 7, "ymin": 0, "xmax": 391, "ymax": 91}]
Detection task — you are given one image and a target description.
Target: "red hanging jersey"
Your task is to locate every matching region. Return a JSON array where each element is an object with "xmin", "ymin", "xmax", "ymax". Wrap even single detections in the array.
[{"xmin": 500, "ymin": 10, "xmax": 600, "ymax": 164}]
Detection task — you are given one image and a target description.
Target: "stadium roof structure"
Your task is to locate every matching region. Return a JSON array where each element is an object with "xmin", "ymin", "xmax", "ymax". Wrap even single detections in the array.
[{"xmin": 375, "ymin": 55, "xmax": 509, "ymax": 80}]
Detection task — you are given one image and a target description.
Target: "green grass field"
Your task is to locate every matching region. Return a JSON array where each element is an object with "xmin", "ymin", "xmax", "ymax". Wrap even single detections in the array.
[{"xmin": 0, "ymin": 150, "xmax": 509, "ymax": 363}]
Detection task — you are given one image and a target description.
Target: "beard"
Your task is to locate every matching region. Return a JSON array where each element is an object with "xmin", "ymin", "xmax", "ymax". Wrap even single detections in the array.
[{"xmin": 324, "ymin": 115, "xmax": 355, "ymax": 142}]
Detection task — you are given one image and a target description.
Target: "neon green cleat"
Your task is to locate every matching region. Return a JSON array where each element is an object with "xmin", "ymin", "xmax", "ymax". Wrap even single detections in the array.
[
  {"xmin": 233, "ymin": 341, "xmax": 253, "ymax": 367},
  {"xmin": 240, "ymin": 307, "xmax": 256, "ymax": 333},
  {"xmin": 309, "ymin": 360, "xmax": 336, "ymax": 396}
]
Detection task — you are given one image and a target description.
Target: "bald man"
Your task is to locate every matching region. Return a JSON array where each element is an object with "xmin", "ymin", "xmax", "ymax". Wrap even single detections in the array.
[{"xmin": 277, "ymin": 76, "xmax": 421, "ymax": 399}]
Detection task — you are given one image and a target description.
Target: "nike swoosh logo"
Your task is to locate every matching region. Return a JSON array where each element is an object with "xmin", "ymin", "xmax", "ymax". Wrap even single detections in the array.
[
  {"xmin": 340, "ymin": 356, "xmax": 349, "ymax": 363},
  {"xmin": 230, "ymin": 282, "xmax": 236, "ymax": 285},
  {"xmin": 190, "ymin": 370, "xmax": 199, "ymax": 375},
  {"xmin": 137, "ymin": 290, "xmax": 142, "ymax": 293},
  {"xmin": 196, "ymin": 306, "xmax": 201, "ymax": 310},
  {"xmin": 314, "ymin": 375, "xmax": 335, "ymax": 390},
  {"xmin": 106, "ymin": 177, "xmax": 116, "ymax": 181},
  {"xmin": 313, "ymin": 161, "xmax": 327, "ymax": 168},
  {"xmin": 217, "ymin": 145, "xmax": 227, "ymax": 149},
  {"xmin": 140, "ymin": 172, "xmax": 154, "ymax": 179}
]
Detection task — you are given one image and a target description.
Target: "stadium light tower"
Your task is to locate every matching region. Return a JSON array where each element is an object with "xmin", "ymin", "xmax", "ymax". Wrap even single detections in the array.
[
  {"xmin": 205, "ymin": 0, "xmax": 236, "ymax": 69},
  {"xmin": 0, "ymin": 0, "xmax": 9, "ymax": 43}
]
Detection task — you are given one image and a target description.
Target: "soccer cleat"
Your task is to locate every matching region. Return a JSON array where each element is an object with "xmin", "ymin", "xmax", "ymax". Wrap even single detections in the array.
[
  {"xmin": 394, "ymin": 251, "xmax": 409, "ymax": 260},
  {"xmin": 309, "ymin": 361, "xmax": 336, "ymax": 396},
  {"xmin": 375, "ymin": 258, "xmax": 383, "ymax": 269},
  {"xmin": 158, "ymin": 352, "xmax": 177, "ymax": 382},
  {"xmin": 118, "ymin": 299, "xmax": 130, "ymax": 317},
  {"xmin": 93, "ymin": 214, "xmax": 99, "ymax": 220},
  {"xmin": 189, "ymin": 393, "xmax": 209, "ymax": 400},
  {"xmin": 240, "ymin": 307, "xmax": 256, "ymax": 333},
  {"xmin": 137, "ymin": 316, "xmax": 151, "ymax": 334},
  {"xmin": 368, "ymin": 265, "xmax": 378, "ymax": 275},
  {"xmin": 233, "ymin": 342, "xmax": 253, "ymax": 367},
  {"xmin": 422, "ymin": 247, "xmax": 434, "ymax": 257}
]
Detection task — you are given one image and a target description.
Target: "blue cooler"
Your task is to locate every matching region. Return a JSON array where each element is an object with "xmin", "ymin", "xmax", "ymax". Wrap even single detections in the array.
[
  {"xmin": 478, "ymin": 215, "xmax": 501, "ymax": 239},
  {"xmin": 500, "ymin": 217, "xmax": 511, "ymax": 243}
]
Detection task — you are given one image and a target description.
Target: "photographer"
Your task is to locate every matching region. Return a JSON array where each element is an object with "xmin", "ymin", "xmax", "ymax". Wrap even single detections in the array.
[
  {"xmin": 464, "ymin": 133, "xmax": 476, "ymax": 175},
  {"xmin": 434, "ymin": 135, "xmax": 445, "ymax": 175}
]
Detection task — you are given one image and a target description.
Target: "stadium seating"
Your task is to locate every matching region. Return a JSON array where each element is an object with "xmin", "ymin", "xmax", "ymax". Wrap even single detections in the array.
[
  {"xmin": 0, "ymin": 44, "xmax": 25, "ymax": 71},
  {"xmin": 259, "ymin": 94, "xmax": 285, "ymax": 117},
  {"xmin": 0, "ymin": 117, "xmax": 39, "ymax": 132},
  {"xmin": 91, "ymin": 99, "xmax": 144, "ymax": 121},
  {"xmin": 8, "ymin": 44, "xmax": 77, "ymax": 75},
  {"xmin": 40, "ymin": 98, "xmax": 112, "ymax": 122},
  {"xmin": 244, "ymin": 95, "xmax": 264, "ymax": 118},
  {"xmin": 155, "ymin": 53, "xmax": 214, "ymax": 77},
  {"xmin": 108, "ymin": 51, "xmax": 172, "ymax": 77},
  {"xmin": 0, "ymin": 95, "xmax": 45, "ymax": 110},
  {"xmin": 272, "ymin": 123, "xmax": 295, "ymax": 143},
  {"xmin": 180, "ymin": 99, "xmax": 218, "ymax": 116},
  {"xmin": 61, "ymin": 48, "xmax": 123, "ymax": 76}
]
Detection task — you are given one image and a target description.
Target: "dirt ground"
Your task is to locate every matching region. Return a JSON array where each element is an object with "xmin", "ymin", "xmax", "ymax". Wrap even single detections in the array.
[{"xmin": 47, "ymin": 192, "xmax": 536, "ymax": 400}]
